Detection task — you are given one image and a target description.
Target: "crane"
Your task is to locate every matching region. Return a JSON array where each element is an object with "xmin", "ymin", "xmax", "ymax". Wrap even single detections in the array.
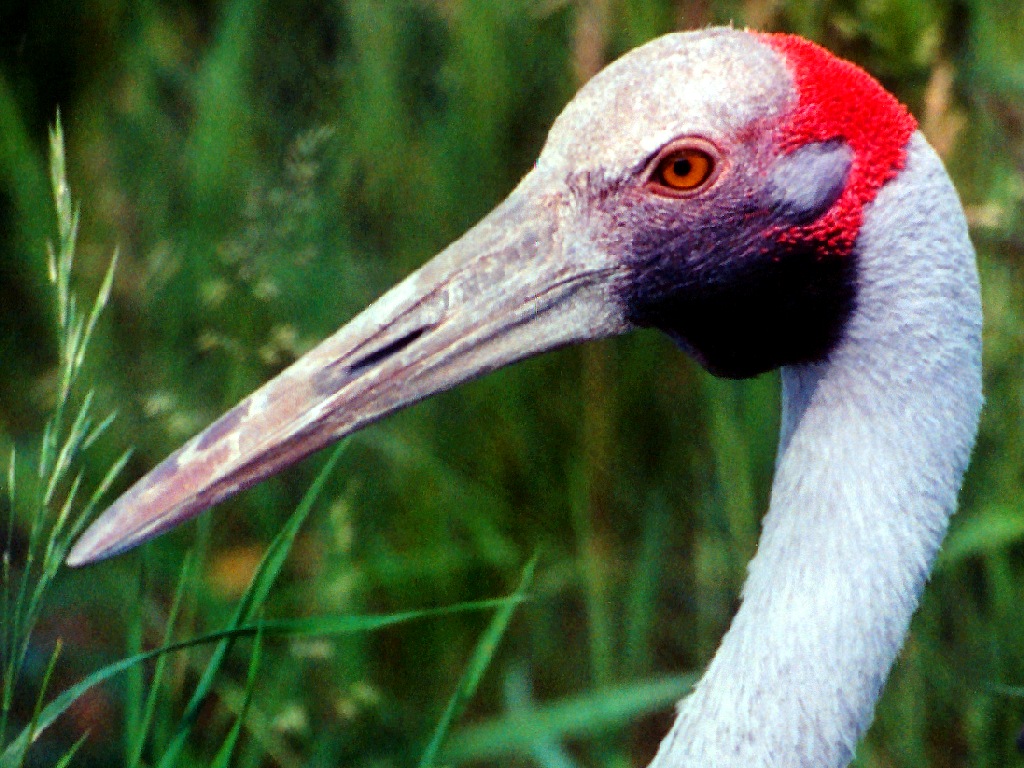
[{"xmin": 67, "ymin": 28, "xmax": 982, "ymax": 768}]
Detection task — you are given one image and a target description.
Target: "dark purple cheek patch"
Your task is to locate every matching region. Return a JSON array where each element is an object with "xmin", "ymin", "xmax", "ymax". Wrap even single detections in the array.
[{"xmin": 760, "ymin": 33, "xmax": 918, "ymax": 255}]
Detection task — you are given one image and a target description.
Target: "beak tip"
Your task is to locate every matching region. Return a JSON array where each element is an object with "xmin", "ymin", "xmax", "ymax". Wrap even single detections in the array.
[
  {"xmin": 65, "ymin": 520, "xmax": 130, "ymax": 567},
  {"xmin": 65, "ymin": 537, "xmax": 101, "ymax": 568},
  {"xmin": 65, "ymin": 502, "xmax": 148, "ymax": 568}
]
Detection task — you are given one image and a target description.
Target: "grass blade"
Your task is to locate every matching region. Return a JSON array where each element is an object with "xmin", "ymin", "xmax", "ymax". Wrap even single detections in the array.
[
  {"xmin": 937, "ymin": 504, "xmax": 1024, "ymax": 568},
  {"xmin": 154, "ymin": 441, "xmax": 346, "ymax": 768},
  {"xmin": 0, "ymin": 640, "xmax": 218, "ymax": 766},
  {"xmin": 256, "ymin": 597, "xmax": 526, "ymax": 636},
  {"xmin": 418, "ymin": 554, "xmax": 537, "ymax": 768},
  {"xmin": 501, "ymin": 665, "xmax": 580, "ymax": 768},
  {"xmin": 15, "ymin": 641, "xmax": 63, "ymax": 768},
  {"xmin": 0, "ymin": 588, "xmax": 520, "ymax": 764},
  {"xmin": 75, "ymin": 249, "xmax": 118, "ymax": 372},
  {"xmin": 51, "ymin": 734, "xmax": 88, "ymax": 768},
  {"xmin": 624, "ymin": 496, "xmax": 671, "ymax": 677},
  {"xmin": 127, "ymin": 553, "xmax": 195, "ymax": 768},
  {"xmin": 67, "ymin": 448, "xmax": 132, "ymax": 543},
  {"xmin": 210, "ymin": 623, "xmax": 263, "ymax": 768},
  {"xmin": 443, "ymin": 674, "xmax": 698, "ymax": 763},
  {"xmin": 82, "ymin": 410, "xmax": 118, "ymax": 451}
]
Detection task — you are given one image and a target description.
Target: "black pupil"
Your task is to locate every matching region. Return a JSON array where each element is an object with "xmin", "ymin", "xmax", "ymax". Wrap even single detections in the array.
[{"xmin": 672, "ymin": 157, "xmax": 693, "ymax": 179}]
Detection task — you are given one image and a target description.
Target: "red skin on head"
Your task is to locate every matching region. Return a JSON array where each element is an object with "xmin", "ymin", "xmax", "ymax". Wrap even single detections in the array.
[{"xmin": 760, "ymin": 33, "xmax": 918, "ymax": 255}]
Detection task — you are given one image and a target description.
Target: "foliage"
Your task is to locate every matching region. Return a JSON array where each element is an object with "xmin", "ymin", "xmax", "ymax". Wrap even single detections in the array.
[
  {"xmin": 1, "ymin": 1, "xmax": 1023, "ymax": 766},
  {"xmin": 1, "ymin": 117, "xmax": 127, "ymax": 766}
]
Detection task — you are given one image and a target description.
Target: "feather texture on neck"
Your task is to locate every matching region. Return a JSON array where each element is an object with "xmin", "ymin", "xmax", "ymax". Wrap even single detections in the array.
[{"xmin": 650, "ymin": 132, "xmax": 982, "ymax": 768}]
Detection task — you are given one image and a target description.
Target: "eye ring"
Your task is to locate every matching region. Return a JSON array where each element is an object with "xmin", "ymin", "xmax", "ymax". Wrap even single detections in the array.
[{"xmin": 646, "ymin": 139, "xmax": 721, "ymax": 197}]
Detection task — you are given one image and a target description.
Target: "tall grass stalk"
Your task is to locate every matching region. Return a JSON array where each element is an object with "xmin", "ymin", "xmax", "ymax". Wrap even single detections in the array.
[{"xmin": 0, "ymin": 115, "xmax": 127, "ymax": 758}]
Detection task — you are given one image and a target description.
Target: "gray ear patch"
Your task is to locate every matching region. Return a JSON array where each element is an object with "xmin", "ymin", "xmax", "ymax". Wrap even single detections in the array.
[{"xmin": 768, "ymin": 140, "xmax": 853, "ymax": 223}]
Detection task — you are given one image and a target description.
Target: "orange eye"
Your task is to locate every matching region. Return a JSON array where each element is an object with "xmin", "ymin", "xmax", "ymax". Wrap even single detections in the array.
[{"xmin": 653, "ymin": 147, "xmax": 715, "ymax": 192}]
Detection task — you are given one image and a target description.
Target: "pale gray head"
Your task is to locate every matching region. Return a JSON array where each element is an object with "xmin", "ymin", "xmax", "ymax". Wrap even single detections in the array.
[{"xmin": 67, "ymin": 26, "xmax": 982, "ymax": 768}]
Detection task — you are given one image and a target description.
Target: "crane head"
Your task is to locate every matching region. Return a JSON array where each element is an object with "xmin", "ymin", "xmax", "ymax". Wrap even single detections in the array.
[{"xmin": 68, "ymin": 28, "xmax": 916, "ymax": 566}]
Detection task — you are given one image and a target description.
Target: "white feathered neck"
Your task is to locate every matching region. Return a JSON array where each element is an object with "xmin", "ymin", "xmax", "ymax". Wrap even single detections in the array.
[{"xmin": 651, "ymin": 133, "xmax": 983, "ymax": 768}]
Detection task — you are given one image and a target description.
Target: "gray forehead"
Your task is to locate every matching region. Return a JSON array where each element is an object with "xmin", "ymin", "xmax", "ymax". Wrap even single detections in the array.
[{"xmin": 539, "ymin": 28, "xmax": 792, "ymax": 176}]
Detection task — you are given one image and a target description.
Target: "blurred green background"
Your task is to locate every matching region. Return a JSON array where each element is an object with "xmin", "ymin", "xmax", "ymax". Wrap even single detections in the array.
[{"xmin": 2, "ymin": 0, "xmax": 1024, "ymax": 766}]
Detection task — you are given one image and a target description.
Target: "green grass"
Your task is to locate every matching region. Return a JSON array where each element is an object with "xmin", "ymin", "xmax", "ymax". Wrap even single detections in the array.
[
  {"xmin": 2, "ymin": 1, "xmax": 1024, "ymax": 766},
  {"xmin": 1, "ymin": 116, "xmax": 127, "ymax": 765}
]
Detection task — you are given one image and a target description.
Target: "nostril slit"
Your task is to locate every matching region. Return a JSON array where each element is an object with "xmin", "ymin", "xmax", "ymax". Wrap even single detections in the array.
[{"xmin": 348, "ymin": 327, "xmax": 430, "ymax": 375}]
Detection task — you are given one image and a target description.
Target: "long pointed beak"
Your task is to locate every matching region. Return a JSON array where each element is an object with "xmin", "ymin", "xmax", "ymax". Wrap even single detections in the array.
[{"xmin": 67, "ymin": 175, "xmax": 629, "ymax": 566}]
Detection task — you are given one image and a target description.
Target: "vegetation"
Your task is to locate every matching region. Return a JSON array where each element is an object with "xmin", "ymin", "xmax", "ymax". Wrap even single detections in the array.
[{"xmin": 2, "ymin": 1, "xmax": 1023, "ymax": 766}]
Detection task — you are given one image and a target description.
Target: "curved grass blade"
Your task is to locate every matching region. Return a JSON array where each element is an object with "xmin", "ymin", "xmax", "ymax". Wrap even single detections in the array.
[
  {"xmin": 14, "ymin": 642, "xmax": 63, "ymax": 768},
  {"xmin": 210, "ymin": 623, "xmax": 263, "ymax": 768},
  {"xmin": 0, "ymin": 592, "xmax": 523, "ymax": 764},
  {"xmin": 442, "ymin": 673, "xmax": 697, "ymax": 763},
  {"xmin": 502, "ymin": 664, "xmax": 580, "ymax": 768},
  {"xmin": 937, "ymin": 503, "xmax": 1024, "ymax": 568},
  {"xmin": 154, "ymin": 440, "xmax": 347, "ymax": 768},
  {"xmin": 127, "ymin": 552, "xmax": 195, "ymax": 768},
  {"xmin": 52, "ymin": 733, "xmax": 87, "ymax": 768},
  {"xmin": 418, "ymin": 554, "xmax": 537, "ymax": 768}
]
